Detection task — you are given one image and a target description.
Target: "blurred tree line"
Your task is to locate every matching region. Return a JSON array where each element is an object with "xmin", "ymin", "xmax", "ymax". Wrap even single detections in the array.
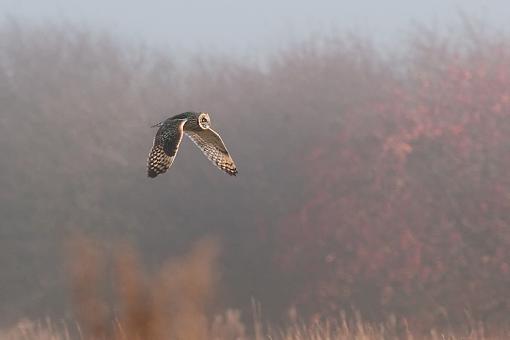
[{"xmin": 0, "ymin": 19, "xmax": 509, "ymax": 330}]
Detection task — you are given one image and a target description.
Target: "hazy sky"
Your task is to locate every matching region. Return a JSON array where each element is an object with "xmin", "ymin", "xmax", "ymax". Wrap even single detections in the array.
[{"xmin": 1, "ymin": 1, "xmax": 510, "ymax": 54}]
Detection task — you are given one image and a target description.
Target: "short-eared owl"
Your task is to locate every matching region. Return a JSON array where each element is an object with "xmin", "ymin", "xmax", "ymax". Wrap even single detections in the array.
[{"xmin": 147, "ymin": 111, "xmax": 238, "ymax": 177}]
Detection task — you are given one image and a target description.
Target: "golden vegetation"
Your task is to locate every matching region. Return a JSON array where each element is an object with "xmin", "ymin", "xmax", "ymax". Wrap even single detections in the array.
[
  {"xmin": 66, "ymin": 234, "xmax": 219, "ymax": 340},
  {"xmin": 2, "ymin": 235, "xmax": 510, "ymax": 339}
]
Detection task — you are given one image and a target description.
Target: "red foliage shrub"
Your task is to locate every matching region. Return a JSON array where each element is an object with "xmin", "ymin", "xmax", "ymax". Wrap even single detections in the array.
[{"xmin": 277, "ymin": 29, "xmax": 510, "ymax": 328}]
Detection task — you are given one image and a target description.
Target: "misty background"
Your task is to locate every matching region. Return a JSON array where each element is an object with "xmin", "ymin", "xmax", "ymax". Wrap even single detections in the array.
[
  {"xmin": 1, "ymin": 0, "xmax": 510, "ymax": 334},
  {"xmin": 2, "ymin": 1, "xmax": 510, "ymax": 53}
]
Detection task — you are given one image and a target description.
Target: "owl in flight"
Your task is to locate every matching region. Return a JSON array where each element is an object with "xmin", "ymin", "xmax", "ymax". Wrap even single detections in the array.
[{"xmin": 147, "ymin": 111, "xmax": 238, "ymax": 178}]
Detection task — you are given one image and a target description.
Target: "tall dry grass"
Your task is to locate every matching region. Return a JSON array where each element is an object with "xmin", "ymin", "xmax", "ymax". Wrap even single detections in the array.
[
  {"xmin": 2, "ymin": 309, "xmax": 510, "ymax": 340},
  {"xmin": 2, "ymin": 234, "xmax": 510, "ymax": 339},
  {"xmin": 66, "ymin": 233, "xmax": 220, "ymax": 340}
]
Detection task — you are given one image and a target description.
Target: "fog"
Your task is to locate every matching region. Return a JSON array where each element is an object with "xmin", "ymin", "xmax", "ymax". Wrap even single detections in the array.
[
  {"xmin": 2, "ymin": 1, "xmax": 510, "ymax": 52},
  {"xmin": 0, "ymin": 2, "xmax": 510, "ymax": 338}
]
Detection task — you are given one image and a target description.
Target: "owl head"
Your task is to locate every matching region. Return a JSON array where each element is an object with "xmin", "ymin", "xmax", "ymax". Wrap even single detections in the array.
[{"xmin": 198, "ymin": 112, "xmax": 211, "ymax": 129}]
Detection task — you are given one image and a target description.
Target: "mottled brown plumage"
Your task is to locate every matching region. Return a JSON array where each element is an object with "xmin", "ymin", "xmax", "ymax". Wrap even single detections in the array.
[{"xmin": 147, "ymin": 112, "xmax": 238, "ymax": 178}]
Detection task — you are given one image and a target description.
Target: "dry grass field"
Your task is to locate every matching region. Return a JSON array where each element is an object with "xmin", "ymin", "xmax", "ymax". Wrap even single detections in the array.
[
  {"xmin": 3, "ymin": 318, "xmax": 506, "ymax": 340},
  {"xmin": 1, "ymin": 235, "xmax": 509, "ymax": 340}
]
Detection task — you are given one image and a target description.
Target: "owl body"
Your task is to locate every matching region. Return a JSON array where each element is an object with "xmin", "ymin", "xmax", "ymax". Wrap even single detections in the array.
[{"xmin": 147, "ymin": 111, "xmax": 237, "ymax": 178}]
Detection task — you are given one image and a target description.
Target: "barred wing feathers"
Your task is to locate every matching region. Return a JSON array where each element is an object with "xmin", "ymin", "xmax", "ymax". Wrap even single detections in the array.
[
  {"xmin": 185, "ymin": 128, "xmax": 238, "ymax": 176},
  {"xmin": 147, "ymin": 119, "xmax": 187, "ymax": 178}
]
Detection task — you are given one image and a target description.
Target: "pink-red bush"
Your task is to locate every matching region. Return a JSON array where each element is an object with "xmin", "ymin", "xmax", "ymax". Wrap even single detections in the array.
[{"xmin": 277, "ymin": 29, "xmax": 510, "ymax": 328}]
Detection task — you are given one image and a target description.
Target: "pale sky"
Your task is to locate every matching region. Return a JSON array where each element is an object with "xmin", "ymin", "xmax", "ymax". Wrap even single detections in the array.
[{"xmin": 1, "ymin": 1, "xmax": 509, "ymax": 55}]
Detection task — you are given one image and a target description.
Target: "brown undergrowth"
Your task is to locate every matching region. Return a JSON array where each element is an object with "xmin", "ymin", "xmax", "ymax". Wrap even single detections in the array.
[
  {"xmin": 2, "ymin": 234, "xmax": 510, "ymax": 339},
  {"xmin": 67, "ymin": 233, "xmax": 220, "ymax": 340}
]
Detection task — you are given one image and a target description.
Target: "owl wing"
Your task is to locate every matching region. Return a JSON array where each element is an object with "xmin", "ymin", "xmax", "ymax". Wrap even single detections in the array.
[
  {"xmin": 185, "ymin": 128, "xmax": 238, "ymax": 176},
  {"xmin": 147, "ymin": 119, "xmax": 187, "ymax": 178}
]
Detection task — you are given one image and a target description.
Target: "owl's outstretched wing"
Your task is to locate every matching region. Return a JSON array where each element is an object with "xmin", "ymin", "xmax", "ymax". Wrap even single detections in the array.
[
  {"xmin": 185, "ymin": 128, "xmax": 238, "ymax": 176},
  {"xmin": 147, "ymin": 119, "xmax": 187, "ymax": 178}
]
